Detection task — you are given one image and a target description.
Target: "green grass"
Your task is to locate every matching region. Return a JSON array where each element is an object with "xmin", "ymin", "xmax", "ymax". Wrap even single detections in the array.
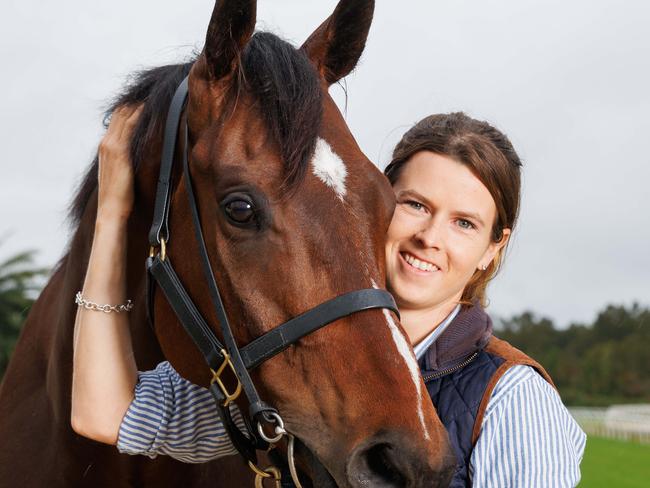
[{"xmin": 579, "ymin": 436, "xmax": 650, "ymax": 487}]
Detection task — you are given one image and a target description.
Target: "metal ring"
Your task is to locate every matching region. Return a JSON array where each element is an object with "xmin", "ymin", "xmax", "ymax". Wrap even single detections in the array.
[
  {"xmin": 255, "ymin": 466, "xmax": 282, "ymax": 488},
  {"xmin": 256, "ymin": 411, "xmax": 286, "ymax": 444},
  {"xmin": 252, "ymin": 465, "xmax": 281, "ymax": 488},
  {"xmin": 160, "ymin": 238, "xmax": 167, "ymax": 261},
  {"xmin": 249, "ymin": 460, "xmax": 273, "ymax": 479},
  {"xmin": 209, "ymin": 349, "xmax": 243, "ymax": 407},
  {"xmin": 149, "ymin": 238, "xmax": 167, "ymax": 261},
  {"xmin": 256, "ymin": 423, "xmax": 285, "ymax": 445}
]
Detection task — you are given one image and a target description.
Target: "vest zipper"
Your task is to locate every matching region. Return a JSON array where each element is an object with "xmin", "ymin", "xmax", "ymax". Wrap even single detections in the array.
[{"xmin": 422, "ymin": 351, "xmax": 479, "ymax": 382}]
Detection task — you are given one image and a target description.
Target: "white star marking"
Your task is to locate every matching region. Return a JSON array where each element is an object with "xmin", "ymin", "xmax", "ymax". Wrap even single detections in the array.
[{"xmin": 311, "ymin": 137, "xmax": 347, "ymax": 200}]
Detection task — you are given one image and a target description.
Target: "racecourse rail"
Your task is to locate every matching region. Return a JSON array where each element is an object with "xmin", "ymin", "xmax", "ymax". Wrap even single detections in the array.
[{"xmin": 569, "ymin": 404, "xmax": 650, "ymax": 443}]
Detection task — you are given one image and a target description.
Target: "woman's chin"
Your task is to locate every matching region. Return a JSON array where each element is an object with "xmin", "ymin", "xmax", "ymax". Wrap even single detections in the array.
[{"xmin": 391, "ymin": 282, "xmax": 442, "ymax": 310}]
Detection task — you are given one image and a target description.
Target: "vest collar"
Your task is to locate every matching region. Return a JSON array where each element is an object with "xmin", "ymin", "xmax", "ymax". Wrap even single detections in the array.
[{"xmin": 419, "ymin": 301, "xmax": 493, "ymax": 373}]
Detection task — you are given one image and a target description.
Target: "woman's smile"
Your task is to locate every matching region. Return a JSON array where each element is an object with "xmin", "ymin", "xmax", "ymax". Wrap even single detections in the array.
[{"xmin": 399, "ymin": 251, "xmax": 441, "ymax": 273}]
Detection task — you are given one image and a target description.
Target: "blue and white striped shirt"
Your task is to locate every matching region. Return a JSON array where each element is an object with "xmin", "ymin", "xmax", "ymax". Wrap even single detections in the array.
[
  {"xmin": 470, "ymin": 364, "xmax": 586, "ymax": 487},
  {"xmin": 118, "ymin": 362, "xmax": 586, "ymax": 486},
  {"xmin": 117, "ymin": 361, "xmax": 246, "ymax": 463}
]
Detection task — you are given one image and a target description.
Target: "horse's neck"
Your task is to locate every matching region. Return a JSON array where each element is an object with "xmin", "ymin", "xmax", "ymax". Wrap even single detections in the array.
[{"xmin": 123, "ymin": 207, "xmax": 167, "ymax": 370}]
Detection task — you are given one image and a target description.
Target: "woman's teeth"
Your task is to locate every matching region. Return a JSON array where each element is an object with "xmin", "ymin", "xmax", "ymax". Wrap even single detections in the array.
[{"xmin": 403, "ymin": 253, "xmax": 439, "ymax": 272}]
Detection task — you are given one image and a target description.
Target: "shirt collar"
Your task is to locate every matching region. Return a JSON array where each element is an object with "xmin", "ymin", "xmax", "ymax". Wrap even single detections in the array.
[
  {"xmin": 413, "ymin": 304, "xmax": 462, "ymax": 360},
  {"xmin": 419, "ymin": 301, "xmax": 494, "ymax": 373}
]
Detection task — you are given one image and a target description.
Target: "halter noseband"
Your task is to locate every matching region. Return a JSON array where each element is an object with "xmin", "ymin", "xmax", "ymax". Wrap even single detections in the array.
[{"xmin": 145, "ymin": 77, "xmax": 399, "ymax": 481}]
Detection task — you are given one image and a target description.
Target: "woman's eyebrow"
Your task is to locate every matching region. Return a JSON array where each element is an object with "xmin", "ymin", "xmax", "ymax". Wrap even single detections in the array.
[{"xmin": 396, "ymin": 189, "xmax": 433, "ymax": 206}]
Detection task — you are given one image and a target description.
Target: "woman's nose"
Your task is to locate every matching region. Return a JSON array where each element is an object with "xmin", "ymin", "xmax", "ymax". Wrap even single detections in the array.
[{"xmin": 414, "ymin": 220, "xmax": 443, "ymax": 249}]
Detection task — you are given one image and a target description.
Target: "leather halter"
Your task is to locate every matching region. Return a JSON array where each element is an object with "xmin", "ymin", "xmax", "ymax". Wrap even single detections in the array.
[{"xmin": 145, "ymin": 76, "xmax": 399, "ymax": 466}]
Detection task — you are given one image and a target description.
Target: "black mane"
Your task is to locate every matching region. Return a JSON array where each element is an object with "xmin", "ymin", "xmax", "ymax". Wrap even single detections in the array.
[{"xmin": 67, "ymin": 31, "xmax": 322, "ymax": 232}]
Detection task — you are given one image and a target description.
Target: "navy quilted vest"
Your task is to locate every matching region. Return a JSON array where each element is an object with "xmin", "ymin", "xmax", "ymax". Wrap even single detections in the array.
[
  {"xmin": 415, "ymin": 302, "xmax": 495, "ymax": 488},
  {"xmin": 422, "ymin": 349, "xmax": 505, "ymax": 488}
]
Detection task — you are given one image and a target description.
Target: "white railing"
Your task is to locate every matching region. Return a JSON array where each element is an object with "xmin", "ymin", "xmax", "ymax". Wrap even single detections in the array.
[{"xmin": 569, "ymin": 404, "xmax": 650, "ymax": 443}]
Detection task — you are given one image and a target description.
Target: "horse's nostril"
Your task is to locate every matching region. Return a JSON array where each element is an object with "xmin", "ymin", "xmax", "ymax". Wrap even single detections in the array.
[
  {"xmin": 363, "ymin": 442, "xmax": 406, "ymax": 486},
  {"xmin": 347, "ymin": 432, "xmax": 455, "ymax": 488},
  {"xmin": 348, "ymin": 439, "xmax": 411, "ymax": 488}
]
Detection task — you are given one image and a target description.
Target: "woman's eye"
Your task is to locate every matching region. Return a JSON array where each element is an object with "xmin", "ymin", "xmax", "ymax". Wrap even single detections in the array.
[
  {"xmin": 406, "ymin": 200, "xmax": 425, "ymax": 211},
  {"xmin": 457, "ymin": 219, "xmax": 475, "ymax": 230},
  {"xmin": 224, "ymin": 200, "xmax": 255, "ymax": 224}
]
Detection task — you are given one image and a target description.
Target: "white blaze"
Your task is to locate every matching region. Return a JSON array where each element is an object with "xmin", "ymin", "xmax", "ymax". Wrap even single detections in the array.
[
  {"xmin": 311, "ymin": 137, "xmax": 347, "ymax": 200},
  {"xmin": 372, "ymin": 280, "xmax": 431, "ymax": 440}
]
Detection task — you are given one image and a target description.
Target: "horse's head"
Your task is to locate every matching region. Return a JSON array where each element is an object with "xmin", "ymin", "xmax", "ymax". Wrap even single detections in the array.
[{"xmin": 149, "ymin": 1, "xmax": 454, "ymax": 486}]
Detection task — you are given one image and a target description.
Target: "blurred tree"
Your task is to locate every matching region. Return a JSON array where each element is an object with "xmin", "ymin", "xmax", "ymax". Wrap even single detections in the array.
[
  {"xmin": 0, "ymin": 245, "xmax": 48, "ymax": 377},
  {"xmin": 498, "ymin": 311, "xmax": 561, "ymax": 370},
  {"xmin": 495, "ymin": 303, "xmax": 650, "ymax": 406}
]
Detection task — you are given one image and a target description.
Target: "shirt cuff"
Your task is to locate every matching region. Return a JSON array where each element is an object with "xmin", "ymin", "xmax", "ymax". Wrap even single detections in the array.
[{"xmin": 116, "ymin": 365, "xmax": 168, "ymax": 458}]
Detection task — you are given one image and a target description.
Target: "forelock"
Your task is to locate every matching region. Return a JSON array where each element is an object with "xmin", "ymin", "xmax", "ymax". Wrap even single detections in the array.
[{"xmin": 240, "ymin": 32, "xmax": 323, "ymax": 190}]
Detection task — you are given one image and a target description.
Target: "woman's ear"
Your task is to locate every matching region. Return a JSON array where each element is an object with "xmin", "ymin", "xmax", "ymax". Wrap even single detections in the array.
[{"xmin": 478, "ymin": 228, "xmax": 511, "ymax": 270}]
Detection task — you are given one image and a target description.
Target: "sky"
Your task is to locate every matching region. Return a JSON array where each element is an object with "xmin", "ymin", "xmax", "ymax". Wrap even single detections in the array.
[{"xmin": 1, "ymin": 0, "xmax": 648, "ymax": 328}]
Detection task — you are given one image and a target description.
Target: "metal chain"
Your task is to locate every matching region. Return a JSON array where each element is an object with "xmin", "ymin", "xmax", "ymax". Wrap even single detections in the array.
[{"xmin": 75, "ymin": 291, "xmax": 133, "ymax": 313}]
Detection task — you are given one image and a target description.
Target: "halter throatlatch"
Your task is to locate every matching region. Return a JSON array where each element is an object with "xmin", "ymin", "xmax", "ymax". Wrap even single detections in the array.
[{"xmin": 145, "ymin": 77, "xmax": 400, "ymax": 484}]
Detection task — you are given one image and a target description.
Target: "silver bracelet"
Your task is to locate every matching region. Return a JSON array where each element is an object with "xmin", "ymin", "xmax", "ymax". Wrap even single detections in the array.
[{"xmin": 75, "ymin": 291, "xmax": 133, "ymax": 313}]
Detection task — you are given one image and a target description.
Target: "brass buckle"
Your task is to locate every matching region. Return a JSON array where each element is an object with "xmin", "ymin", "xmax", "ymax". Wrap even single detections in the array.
[
  {"xmin": 149, "ymin": 238, "xmax": 167, "ymax": 261},
  {"xmin": 210, "ymin": 349, "xmax": 242, "ymax": 407},
  {"xmin": 250, "ymin": 462, "xmax": 281, "ymax": 488}
]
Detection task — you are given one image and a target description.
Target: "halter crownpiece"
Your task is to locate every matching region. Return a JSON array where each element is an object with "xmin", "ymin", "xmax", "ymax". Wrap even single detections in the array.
[{"xmin": 145, "ymin": 77, "xmax": 399, "ymax": 484}]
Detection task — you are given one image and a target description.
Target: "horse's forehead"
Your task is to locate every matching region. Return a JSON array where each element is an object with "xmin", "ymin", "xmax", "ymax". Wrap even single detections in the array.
[
  {"xmin": 311, "ymin": 138, "xmax": 347, "ymax": 200},
  {"xmin": 192, "ymin": 114, "xmax": 271, "ymax": 170}
]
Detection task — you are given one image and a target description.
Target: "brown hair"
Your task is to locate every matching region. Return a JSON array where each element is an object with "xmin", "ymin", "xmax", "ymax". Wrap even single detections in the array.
[{"xmin": 384, "ymin": 112, "xmax": 522, "ymax": 307}]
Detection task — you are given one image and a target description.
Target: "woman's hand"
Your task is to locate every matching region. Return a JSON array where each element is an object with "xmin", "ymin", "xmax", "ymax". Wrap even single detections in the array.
[{"xmin": 97, "ymin": 105, "xmax": 142, "ymax": 222}]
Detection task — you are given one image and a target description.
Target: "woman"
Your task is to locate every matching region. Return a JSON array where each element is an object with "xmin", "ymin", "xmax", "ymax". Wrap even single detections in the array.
[{"xmin": 71, "ymin": 108, "xmax": 586, "ymax": 487}]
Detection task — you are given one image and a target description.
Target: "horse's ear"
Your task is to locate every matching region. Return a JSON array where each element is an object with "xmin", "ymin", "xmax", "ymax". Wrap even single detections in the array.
[
  {"xmin": 301, "ymin": 0, "xmax": 375, "ymax": 85},
  {"xmin": 202, "ymin": 0, "xmax": 257, "ymax": 80}
]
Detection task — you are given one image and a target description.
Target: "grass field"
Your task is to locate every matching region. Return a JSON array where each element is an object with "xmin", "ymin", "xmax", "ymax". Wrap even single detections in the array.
[{"xmin": 579, "ymin": 436, "xmax": 650, "ymax": 487}]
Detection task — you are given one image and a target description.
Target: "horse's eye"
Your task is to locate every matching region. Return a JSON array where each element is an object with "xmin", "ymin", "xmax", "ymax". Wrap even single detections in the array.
[{"xmin": 224, "ymin": 199, "xmax": 255, "ymax": 224}]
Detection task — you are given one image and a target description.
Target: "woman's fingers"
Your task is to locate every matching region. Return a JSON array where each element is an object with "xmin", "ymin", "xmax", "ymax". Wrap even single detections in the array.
[
  {"xmin": 99, "ymin": 104, "xmax": 141, "ymax": 173},
  {"xmin": 116, "ymin": 104, "xmax": 143, "ymax": 139},
  {"xmin": 103, "ymin": 104, "xmax": 142, "ymax": 149},
  {"xmin": 97, "ymin": 104, "xmax": 143, "ymax": 221}
]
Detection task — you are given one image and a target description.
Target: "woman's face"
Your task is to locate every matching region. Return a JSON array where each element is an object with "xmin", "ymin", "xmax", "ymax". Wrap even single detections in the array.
[{"xmin": 385, "ymin": 151, "xmax": 509, "ymax": 311}]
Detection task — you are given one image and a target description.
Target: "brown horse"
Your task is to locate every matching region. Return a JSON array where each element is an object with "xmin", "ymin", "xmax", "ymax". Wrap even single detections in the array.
[{"xmin": 0, "ymin": 1, "xmax": 455, "ymax": 486}]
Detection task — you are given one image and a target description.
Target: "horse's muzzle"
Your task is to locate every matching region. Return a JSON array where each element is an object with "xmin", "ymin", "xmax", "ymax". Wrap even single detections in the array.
[{"xmin": 345, "ymin": 431, "xmax": 456, "ymax": 487}]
